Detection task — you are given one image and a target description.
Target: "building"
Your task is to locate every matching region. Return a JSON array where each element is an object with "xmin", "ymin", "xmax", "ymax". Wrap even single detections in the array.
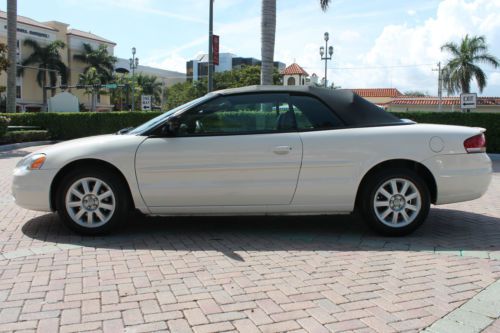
[
  {"xmin": 351, "ymin": 88, "xmax": 500, "ymax": 112},
  {"xmin": 186, "ymin": 53, "xmax": 285, "ymax": 81},
  {"xmin": 281, "ymin": 63, "xmax": 309, "ymax": 86},
  {"xmin": 387, "ymin": 96, "xmax": 500, "ymax": 113},
  {"xmin": 114, "ymin": 58, "xmax": 185, "ymax": 88},
  {"xmin": 351, "ymin": 88, "xmax": 403, "ymax": 106},
  {"xmin": 0, "ymin": 10, "xmax": 116, "ymax": 111}
]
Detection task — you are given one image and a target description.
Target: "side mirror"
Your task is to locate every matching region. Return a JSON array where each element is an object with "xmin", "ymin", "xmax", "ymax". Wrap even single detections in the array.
[{"xmin": 161, "ymin": 118, "xmax": 180, "ymax": 137}]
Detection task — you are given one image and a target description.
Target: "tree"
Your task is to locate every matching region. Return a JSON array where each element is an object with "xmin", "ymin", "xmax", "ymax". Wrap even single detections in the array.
[
  {"xmin": 216, "ymin": 65, "xmax": 281, "ymax": 89},
  {"xmin": 73, "ymin": 43, "xmax": 117, "ymax": 83},
  {"xmin": 110, "ymin": 73, "xmax": 131, "ymax": 111},
  {"xmin": 0, "ymin": 43, "xmax": 8, "ymax": 73},
  {"xmin": 404, "ymin": 90, "xmax": 429, "ymax": 97},
  {"xmin": 136, "ymin": 74, "xmax": 163, "ymax": 105},
  {"xmin": 78, "ymin": 67, "xmax": 101, "ymax": 112},
  {"xmin": 0, "ymin": 44, "xmax": 8, "ymax": 100},
  {"xmin": 165, "ymin": 65, "xmax": 281, "ymax": 110},
  {"xmin": 441, "ymin": 35, "xmax": 499, "ymax": 94},
  {"xmin": 164, "ymin": 81, "xmax": 206, "ymax": 110},
  {"xmin": 19, "ymin": 39, "xmax": 67, "ymax": 111},
  {"xmin": 6, "ymin": 0, "xmax": 17, "ymax": 112},
  {"xmin": 260, "ymin": 0, "xmax": 331, "ymax": 85}
]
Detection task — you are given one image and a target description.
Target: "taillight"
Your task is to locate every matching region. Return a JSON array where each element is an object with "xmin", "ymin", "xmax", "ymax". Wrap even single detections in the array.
[{"xmin": 464, "ymin": 133, "xmax": 486, "ymax": 153}]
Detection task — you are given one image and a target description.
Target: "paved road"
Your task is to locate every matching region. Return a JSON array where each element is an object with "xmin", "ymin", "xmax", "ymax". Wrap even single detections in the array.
[{"xmin": 0, "ymin": 145, "xmax": 499, "ymax": 333}]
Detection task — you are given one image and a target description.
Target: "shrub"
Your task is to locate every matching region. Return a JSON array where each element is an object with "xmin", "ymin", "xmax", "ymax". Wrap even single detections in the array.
[
  {"xmin": 392, "ymin": 112, "xmax": 500, "ymax": 153},
  {"xmin": 3, "ymin": 111, "xmax": 500, "ymax": 153},
  {"xmin": 0, "ymin": 115, "xmax": 9, "ymax": 137},
  {"xmin": 4, "ymin": 112, "xmax": 161, "ymax": 140},
  {"xmin": 2, "ymin": 130, "xmax": 51, "ymax": 143}
]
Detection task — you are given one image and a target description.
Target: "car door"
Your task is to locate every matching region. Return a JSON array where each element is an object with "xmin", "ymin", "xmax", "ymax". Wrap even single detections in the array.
[
  {"xmin": 289, "ymin": 94, "xmax": 358, "ymax": 212},
  {"xmin": 135, "ymin": 93, "xmax": 303, "ymax": 210}
]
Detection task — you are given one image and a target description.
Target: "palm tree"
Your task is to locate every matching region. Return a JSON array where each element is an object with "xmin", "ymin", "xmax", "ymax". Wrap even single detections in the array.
[
  {"xmin": 260, "ymin": 0, "xmax": 331, "ymax": 85},
  {"xmin": 441, "ymin": 35, "xmax": 499, "ymax": 94},
  {"xmin": 136, "ymin": 74, "xmax": 163, "ymax": 105},
  {"xmin": 19, "ymin": 39, "xmax": 67, "ymax": 111},
  {"xmin": 78, "ymin": 67, "xmax": 101, "ymax": 112},
  {"xmin": 73, "ymin": 43, "xmax": 117, "ymax": 83},
  {"xmin": 6, "ymin": 0, "xmax": 17, "ymax": 112}
]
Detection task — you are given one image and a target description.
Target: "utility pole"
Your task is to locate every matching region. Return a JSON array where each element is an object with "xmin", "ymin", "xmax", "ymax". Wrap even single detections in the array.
[
  {"xmin": 6, "ymin": 0, "xmax": 17, "ymax": 113},
  {"xmin": 208, "ymin": 0, "xmax": 214, "ymax": 92},
  {"xmin": 433, "ymin": 62, "xmax": 443, "ymax": 112}
]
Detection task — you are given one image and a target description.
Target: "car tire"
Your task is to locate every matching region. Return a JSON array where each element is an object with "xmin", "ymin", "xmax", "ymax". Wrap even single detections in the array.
[
  {"xmin": 56, "ymin": 168, "xmax": 130, "ymax": 235},
  {"xmin": 359, "ymin": 168, "xmax": 430, "ymax": 236}
]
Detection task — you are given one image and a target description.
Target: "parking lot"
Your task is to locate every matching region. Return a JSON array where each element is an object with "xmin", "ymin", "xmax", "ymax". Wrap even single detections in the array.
[{"xmin": 0, "ymin": 145, "xmax": 499, "ymax": 333}]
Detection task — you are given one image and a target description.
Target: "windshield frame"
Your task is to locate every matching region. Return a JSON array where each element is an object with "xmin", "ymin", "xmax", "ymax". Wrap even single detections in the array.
[{"xmin": 128, "ymin": 93, "xmax": 218, "ymax": 135}]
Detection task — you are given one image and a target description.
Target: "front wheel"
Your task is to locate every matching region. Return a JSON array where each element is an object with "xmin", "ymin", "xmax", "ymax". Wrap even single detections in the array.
[
  {"xmin": 359, "ymin": 168, "xmax": 430, "ymax": 236},
  {"xmin": 56, "ymin": 169, "xmax": 129, "ymax": 235}
]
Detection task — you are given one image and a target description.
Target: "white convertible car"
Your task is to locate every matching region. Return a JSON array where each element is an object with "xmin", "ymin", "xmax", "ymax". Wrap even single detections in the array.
[{"xmin": 12, "ymin": 86, "xmax": 492, "ymax": 236}]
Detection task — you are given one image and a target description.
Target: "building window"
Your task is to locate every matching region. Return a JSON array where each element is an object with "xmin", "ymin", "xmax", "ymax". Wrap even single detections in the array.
[
  {"xmin": 16, "ymin": 86, "xmax": 21, "ymax": 99},
  {"xmin": 287, "ymin": 77, "xmax": 296, "ymax": 86}
]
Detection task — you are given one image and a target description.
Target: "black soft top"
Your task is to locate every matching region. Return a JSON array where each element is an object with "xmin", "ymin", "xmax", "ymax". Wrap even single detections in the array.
[{"xmin": 216, "ymin": 85, "xmax": 404, "ymax": 127}]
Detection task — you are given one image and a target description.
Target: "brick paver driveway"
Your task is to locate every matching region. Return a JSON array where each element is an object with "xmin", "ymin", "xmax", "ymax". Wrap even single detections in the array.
[{"xmin": 1, "ymin": 145, "xmax": 499, "ymax": 333}]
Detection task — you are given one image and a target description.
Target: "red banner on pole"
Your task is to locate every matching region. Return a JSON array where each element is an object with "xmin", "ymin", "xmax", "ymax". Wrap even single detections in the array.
[{"xmin": 213, "ymin": 35, "xmax": 219, "ymax": 66}]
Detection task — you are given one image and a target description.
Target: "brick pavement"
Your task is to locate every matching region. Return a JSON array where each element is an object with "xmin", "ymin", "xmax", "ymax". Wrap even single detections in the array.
[{"xmin": 0, "ymin": 145, "xmax": 499, "ymax": 333}]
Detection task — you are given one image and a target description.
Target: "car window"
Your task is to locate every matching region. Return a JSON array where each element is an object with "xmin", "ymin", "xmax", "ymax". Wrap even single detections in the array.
[
  {"xmin": 128, "ymin": 94, "xmax": 214, "ymax": 135},
  {"xmin": 176, "ymin": 93, "xmax": 295, "ymax": 136},
  {"xmin": 290, "ymin": 95, "xmax": 343, "ymax": 130}
]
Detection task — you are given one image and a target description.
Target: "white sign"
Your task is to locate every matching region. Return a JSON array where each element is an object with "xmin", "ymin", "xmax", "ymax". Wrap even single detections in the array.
[
  {"xmin": 141, "ymin": 95, "xmax": 152, "ymax": 111},
  {"xmin": 460, "ymin": 93, "xmax": 477, "ymax": 109}
]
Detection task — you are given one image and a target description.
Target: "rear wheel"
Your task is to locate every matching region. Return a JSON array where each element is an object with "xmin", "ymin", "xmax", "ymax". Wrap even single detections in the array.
[
  {"xmin": 56, "ymin": 169, "xmax": 129, "ymax": 235},
  {"xmin": 359, "ymin": 168, "xmax": 430, "ymax": 236}
]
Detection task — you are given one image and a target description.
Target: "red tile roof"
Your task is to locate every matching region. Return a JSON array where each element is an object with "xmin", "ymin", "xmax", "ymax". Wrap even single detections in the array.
[
  {"xmin": 0, "ymin": 10, "xmax": 56, "ymax": 31},
  {"xmin": 352, "ymin": 88, "xmax": 403, "ymax": 98},
  {"xmin": 280, "ymin": 63, "xmax": 308, "ymax": 76},
  {"xmin": 67, "ymin": 29, "xmax": 116, "ymax": 45},
  {"xmin": 390, "ymin": 97, "xmax": 500, "ymax": 106}
]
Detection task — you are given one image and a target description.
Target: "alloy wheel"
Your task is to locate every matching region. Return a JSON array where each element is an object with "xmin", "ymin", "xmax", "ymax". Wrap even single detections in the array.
[
  {"xmin": 373, "ymin": 178, "xmax": 422, "ymax": 228},
  {"xmin": 65, "ymin": 177, "xmax": 116, "ymax": 228}
]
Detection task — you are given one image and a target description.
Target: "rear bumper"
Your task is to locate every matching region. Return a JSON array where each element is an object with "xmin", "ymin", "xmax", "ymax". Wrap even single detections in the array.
[
  {"xmin": 422, "ymin": 153, "xmax": 492, "ymax": 205},
  {"xmin": 12, "ymin": 167, "xmax": 57, "ymax": 212}
]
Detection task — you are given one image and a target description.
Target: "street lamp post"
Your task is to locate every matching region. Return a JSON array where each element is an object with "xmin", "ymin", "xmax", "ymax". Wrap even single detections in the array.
[
  {"xmin": 319, "ymin": 32, "xmax": 334, "ymax": 88},
  {"xmin": 129, "ymin": 47, "xmax": 139, "ymax": 111}
]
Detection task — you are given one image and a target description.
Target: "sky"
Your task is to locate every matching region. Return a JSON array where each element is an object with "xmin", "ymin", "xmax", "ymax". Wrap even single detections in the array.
[{"xmin": 5, "ymin": 0, "xmax": 500, "ymax": 96}]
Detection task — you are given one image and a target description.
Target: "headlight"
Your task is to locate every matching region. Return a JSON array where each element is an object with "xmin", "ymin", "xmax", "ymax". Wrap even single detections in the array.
[{"xmin": 16, "ymin": 153, "xmax": 46, "ymax": 170}]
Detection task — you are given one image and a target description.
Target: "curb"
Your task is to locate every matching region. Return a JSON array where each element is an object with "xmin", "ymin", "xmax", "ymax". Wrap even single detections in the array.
[{"xmin": 0, "ymin": 141, "xmax": 58, "ymax": 152}]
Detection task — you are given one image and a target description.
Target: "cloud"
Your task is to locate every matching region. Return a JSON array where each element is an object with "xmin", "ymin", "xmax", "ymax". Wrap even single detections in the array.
[
  {"xmin": 146, "ymin": 52, "xmax": 187, "ymax": 74},
  {"xmin": 350, "ymin": 0, "xmax": 500, "ymax": 95},
  {"xmin": 78, "ymin": 0, "xmax": 206, "ymax": 24},
  {"xmin": 337, "ymin": 30, "xmax": 361, "ymax": 42},
  {"xmin": 407, "ymin": 9, "xmax": 417, "ymax": 16}
]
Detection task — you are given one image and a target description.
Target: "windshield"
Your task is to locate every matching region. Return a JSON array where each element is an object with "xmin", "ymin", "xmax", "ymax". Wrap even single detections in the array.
[{"xmin": 128, "ymin": 94, "xmax": 215, "ymax": 135}]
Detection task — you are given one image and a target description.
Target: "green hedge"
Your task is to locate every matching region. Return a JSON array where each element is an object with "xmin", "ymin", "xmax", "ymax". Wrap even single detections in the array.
[
  {"xmin": 0, "ymin": 116, "xmax": 9, "ymax": 137},
  {"xmin": 1, "ymin": 130, "xmax": 50, "ymax": 143},
  {"xmin": 392, "ymin": 112, "xmax": 500, "ymax": 153},
  {"xmin": 5, "ymin": 112, "xmax": 161, "ymax": 140},
  {"xmin": 2, "ymin": 111, "xmax": 500, "ymax": 152}
]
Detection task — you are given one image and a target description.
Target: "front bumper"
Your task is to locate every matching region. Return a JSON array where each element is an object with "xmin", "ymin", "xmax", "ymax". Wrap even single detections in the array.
[
  {"xmin": 12, "ymin": 167, "xmax": 57, "ymax": 212},
  {"xmin": 422, "ymin": 153, "xmax": 492, "ymax": 205}
]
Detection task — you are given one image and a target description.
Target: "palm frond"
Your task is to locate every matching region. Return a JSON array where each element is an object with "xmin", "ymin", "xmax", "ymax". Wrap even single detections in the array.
[{"xmin": 320, "ymin": 0, "xmax": 331, "ymax": 11}]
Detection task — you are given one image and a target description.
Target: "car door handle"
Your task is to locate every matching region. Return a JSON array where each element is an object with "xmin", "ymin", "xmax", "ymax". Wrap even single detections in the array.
[{"xmin": 273, "ymin": 146, "xmax": 292, "ymax": 155}]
